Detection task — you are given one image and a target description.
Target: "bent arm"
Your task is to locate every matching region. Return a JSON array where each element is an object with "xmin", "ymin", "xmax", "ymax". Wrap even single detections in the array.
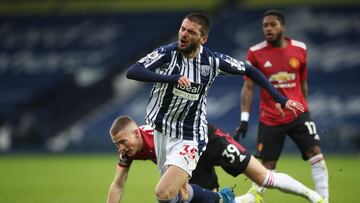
[
  {"xmin": 126, "ymin": 62, "xmax": 181, "ymax": 83},
  {"xmin": 217, "ymin": 54, "xmax": 287, "ymax": 107},
  {"xmin": 107, "ymin": 165, "xmax": 130, "ymax": 203},
  {"xmin": 243, "ymin": 63, "xmax": 287, "ymax": 107}
]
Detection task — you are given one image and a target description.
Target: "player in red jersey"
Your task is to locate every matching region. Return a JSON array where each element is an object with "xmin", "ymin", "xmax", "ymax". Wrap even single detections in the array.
[
  {"xmin": 107, "ymin": 115, "xmax": 324, "ymax": 203},
  {"xmin": 235, "ymin": 9, "xmax": 329, "ymax": 203}
]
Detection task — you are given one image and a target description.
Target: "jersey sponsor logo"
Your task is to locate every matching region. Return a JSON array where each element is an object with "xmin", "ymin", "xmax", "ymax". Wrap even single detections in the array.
[
  {"xmin": 273, "ymin": 83, "xmax": 296, "ymax": 88},
  {"xmin": 289, "ymin": 57, "xmax": 300, "ymax": 69},
  {"xmin": 269, "ymin": 71, "xmax": 296, "ymax": 83},
  {"xmin": 138, "ymin": 50, "xmax": 164, "ymax": 67},
  {"xmin": 173, "ymin": 83, "xmax": 203, "ymax": 101},
  {"xmin": 200, "ymin": 65, "xmax": 211, "ymax": 77},
  {"xmin": 264, "ymin": 60, "xmax": 272, "ymax": 68}
]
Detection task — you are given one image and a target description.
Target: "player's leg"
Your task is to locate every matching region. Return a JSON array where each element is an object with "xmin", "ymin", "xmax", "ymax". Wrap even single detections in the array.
[
  {"xmin": 239, "ymin": 156, "xmax": 324, "ymax": 203},
  {"xmin": 189, "ymin": 150, "xmax": 219, "ymax": 191},
  {"xmin": 205, "ymin": 127, "xmax": 253, "ymax": 203},
  {"xmin": 289, "ymin": 113, "xmax": 329, "ymax": 202},
  {"xmin": 155, "ymin": 165, "xmax": 187, "ymax": 202},
  {"xmin": 154, "ymin": 133, "xmax": 234, "ymax": 203},
  {"xmin": 308, "ymin": 151, "xmax": 328, "ymax": 203},
  {"xmin": 156, "ymin": 166, "xmax": 231, "ymax": 203},
  {"xmin": 184, "ymin": 183, "xmax": 235, "ymax": 203},
  {"xmin": 248, "ymin": 122, "xmax": 287, "ymax": 196}
]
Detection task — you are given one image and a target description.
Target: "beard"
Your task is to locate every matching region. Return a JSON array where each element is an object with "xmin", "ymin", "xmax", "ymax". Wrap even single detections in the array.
[
  {"xmin": 178, "ymin": 41, "xmax": 198, "ymax": 55},
  {"xmin": 266, "ymin": 32, "xmax": 283, "ymax": 44}
]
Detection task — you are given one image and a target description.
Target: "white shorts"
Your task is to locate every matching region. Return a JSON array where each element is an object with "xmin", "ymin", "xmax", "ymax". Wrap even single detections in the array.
[{"xmin": 154, "ymin": 130, "xmax": 201, "ymax": 177}]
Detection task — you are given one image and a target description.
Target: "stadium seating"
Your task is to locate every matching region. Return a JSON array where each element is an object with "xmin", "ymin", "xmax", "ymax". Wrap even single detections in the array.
[{"xmin": 0, "ymin": 12, "xmax": 187, "ymax": 150}]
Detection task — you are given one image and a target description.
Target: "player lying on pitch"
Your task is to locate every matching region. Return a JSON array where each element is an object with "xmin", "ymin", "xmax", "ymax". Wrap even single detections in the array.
[{"xmin": 106, "ymin": 115, "xmax": 325, "ymax": 203}]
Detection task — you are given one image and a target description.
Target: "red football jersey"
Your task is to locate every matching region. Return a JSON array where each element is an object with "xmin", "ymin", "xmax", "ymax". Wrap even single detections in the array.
[
  {"xmin": 118, "ymin": 125, "xmax": 157, "ymax": 168},
  {"xmin": 245, "ymin": 37, "xmax": 308, "ymax": 126}
]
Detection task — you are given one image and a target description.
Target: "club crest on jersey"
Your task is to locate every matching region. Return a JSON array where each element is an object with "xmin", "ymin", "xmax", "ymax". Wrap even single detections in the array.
[
  {"xmin": 173, "ymin": 83, "xmax": 203, "ymax": 101},
  {"xmin": 200, "ymin": 65, "xmax": 210, "ymax": 76},
  {"xmin": 289, "ymin": 57, "xmax": 300, "ymax": 69}
]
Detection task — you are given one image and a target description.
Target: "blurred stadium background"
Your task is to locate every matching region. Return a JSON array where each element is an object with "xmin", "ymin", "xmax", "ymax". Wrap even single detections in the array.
[{"xmin": 0, "ymin": 0, "xmax": 359, "ymax": 202}]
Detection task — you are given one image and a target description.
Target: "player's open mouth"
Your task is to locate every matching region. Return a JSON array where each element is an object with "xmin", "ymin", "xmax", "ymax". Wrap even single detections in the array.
[
  {"xmin": 120, "ymin": 149, "xmax": 130, "ymax": 156},
  {"xmin": 179, "ymin": 38, "xmax": 187, "ymax": 47}
]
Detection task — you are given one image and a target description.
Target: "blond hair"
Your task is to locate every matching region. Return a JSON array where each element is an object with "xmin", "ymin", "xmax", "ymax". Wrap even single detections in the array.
[{"xmin": 109, "ymin": 115, "xmax": 135, "ymax": 137}]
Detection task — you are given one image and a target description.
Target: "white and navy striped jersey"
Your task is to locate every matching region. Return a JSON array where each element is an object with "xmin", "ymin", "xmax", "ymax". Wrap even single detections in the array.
[
  {"xmin": 127, "ymin": 41, "xmax": 286, "ymax": 143},
  {"xmin": 136, "ymin": 42, "xmax": 247, "ymax": 142}
]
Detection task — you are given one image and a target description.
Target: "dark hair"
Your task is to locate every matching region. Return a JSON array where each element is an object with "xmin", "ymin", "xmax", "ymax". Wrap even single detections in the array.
[
  {"xmin": 109, "ymin": 115, "xmax": 134, "ymax": 137},
  {"xmin": 184, "ymin": 12, "xmax": 211, "ymax": 36},
  {"xmin": 264, "ymin": 9, "xmax": 285, "ymax": 25}
]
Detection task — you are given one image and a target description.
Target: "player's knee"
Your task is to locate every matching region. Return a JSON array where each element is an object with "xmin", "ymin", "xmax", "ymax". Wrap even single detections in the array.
[
  {"xmin": 305, "ymin": 146, "xmax": 322, "ymax": 159},
  {"xmin": 155, "ymin": 186, "xmax": 178, "ymax": 200},
  {"xmin": 262, "ymin": 160, "xmax": 276, "ymax": 169}
]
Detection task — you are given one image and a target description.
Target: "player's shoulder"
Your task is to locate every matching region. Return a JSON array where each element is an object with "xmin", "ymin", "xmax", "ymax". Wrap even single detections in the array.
[
  {"xmin": 139, "ymin": 125, "xmax": 154, "ymax": 136},
  {"xmin": 201, "ymin": 45, "xmax": 218, "ymax": 59},
  {"xmin": 157, "ymin": 41, "xmax": 178, "ymax": 54},
  {"xmin": 249, "ymin": 41, "xmax": 268, "ymax": 52},
  {"xmin": 289, "ymin": 38, "xmax": 307, "ymax": 50},
  {"xmin": 139, "ymin": 125, "xmax": 152, "ymax": 131}
]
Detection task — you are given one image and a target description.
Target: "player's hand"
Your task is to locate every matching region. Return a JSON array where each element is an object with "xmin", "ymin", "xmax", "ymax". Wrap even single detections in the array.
[
  {"xmin": 275, "ymin": 100, "xmax": 304, "ymax": 117},
  {"xmin": 177, "ymin": 76, "xmax": 191, "ymax": 87},
  {"xmin": 234, "ymin": 121, "xmax": 248, "ymax": 140}
]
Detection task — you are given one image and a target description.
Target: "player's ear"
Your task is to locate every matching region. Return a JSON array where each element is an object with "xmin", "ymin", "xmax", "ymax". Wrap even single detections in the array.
[
  {"xmin": 200, "ymin": 35, "xmax": 208, "ymax": 45},
  {"xmin": 133, "ymin": 128, "xmax": 140, "ymax": 136},
  {"xmin": 281, "ymin": 24, "xmax": 286, "ymax": 32}
]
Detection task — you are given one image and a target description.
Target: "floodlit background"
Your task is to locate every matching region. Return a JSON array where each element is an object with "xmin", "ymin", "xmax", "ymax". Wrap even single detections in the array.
[{"xmin": 0, "ymin": 0, "xmax": 359, "ymax": 202}]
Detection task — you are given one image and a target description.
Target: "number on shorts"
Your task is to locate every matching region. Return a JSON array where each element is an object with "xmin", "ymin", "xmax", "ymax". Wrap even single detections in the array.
[
  {"xmin": 221, "ymin": 144, "xmax": 240, "ymax": 163},
  {"xmin": 305, "ymin": 121, "xmax": 317, "ymax": 135}
]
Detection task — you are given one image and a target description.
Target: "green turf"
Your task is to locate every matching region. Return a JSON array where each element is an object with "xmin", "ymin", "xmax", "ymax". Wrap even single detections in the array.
[{"xmin": 0, "ymin": 153, "xmax": 358, "ymax": 203}]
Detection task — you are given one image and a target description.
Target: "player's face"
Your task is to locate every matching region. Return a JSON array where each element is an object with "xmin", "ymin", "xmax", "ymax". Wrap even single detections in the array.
[
  {"xmin": 112, "ymin": 128, "xmax": 141, "ymax": 157},
  {"xmin": 178, "ymin": 18, "xmax": 207, "ymax": 55},
  {"xmin": 262, "ymin": 15, "xmax": 284, "ymax": 42}
]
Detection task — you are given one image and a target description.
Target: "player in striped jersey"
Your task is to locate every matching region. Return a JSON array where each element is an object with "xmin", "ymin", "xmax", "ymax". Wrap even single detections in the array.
[
  {"xmin": 235, "ymin": 10, "xmax": 329, "ymax": 203},
  {"xmin": 106, "ymin": 115, "xmax": 324, "ymax": 203},
  {"xmin": 126, "ymin": 13, "xmax": 304, "ymax": 203}
]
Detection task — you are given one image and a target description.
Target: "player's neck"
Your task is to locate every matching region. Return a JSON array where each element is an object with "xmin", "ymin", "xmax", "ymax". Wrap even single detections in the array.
[
  {"xmin": 182, "ymin": 46, "xmax": 200, "ymax": 59},
  {"xmin": 270, "ymin": 38, "xmax": 287, "ymax": 48}
]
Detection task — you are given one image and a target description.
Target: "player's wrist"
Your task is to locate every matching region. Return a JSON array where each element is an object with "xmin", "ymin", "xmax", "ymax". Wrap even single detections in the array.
[{"xmin": 241, "ymin": 112, "xmax": 249, "ymax": 122}]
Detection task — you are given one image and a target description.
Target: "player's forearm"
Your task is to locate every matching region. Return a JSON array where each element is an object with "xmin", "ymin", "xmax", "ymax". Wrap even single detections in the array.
[
  {"xmin": 240, "ymin": 82, "xmax": 253, "ymax": 113},
  {"xmin": 126, "ymin": 62, "xmax": 180, "ymax": 83},
  {"xmin": 107, "ymin": 183, "xmax": 124, "ymax": 203}
]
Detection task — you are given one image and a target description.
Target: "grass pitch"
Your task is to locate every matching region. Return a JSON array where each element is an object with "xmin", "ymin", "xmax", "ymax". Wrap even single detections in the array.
[{"xmin": 0, "ymin": 153, "xmax": 358, "ymax": 203}]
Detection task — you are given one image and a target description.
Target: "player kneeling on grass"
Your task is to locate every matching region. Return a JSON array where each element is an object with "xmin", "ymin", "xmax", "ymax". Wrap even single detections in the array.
[
  {"xmin": 107, "ymin": 115, "xmax": 235, "ymax": 203},
  {"xmin": 106, "ymin": 115, "xmax": 325, "ymax": 203}
]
